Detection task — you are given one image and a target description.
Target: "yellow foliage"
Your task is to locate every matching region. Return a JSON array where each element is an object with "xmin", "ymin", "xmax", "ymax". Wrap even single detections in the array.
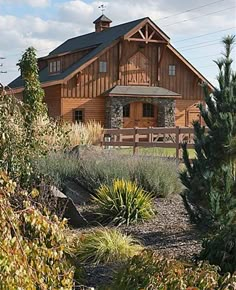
[{"xmin": 0, "ymin": 172, "xmax": 74, "ymax": 289}]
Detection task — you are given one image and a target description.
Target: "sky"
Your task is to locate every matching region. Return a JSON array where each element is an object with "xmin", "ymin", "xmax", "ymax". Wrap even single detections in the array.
[{"xmin": 0, "ymin": 0, "xmax": 235, "ymax": 87}]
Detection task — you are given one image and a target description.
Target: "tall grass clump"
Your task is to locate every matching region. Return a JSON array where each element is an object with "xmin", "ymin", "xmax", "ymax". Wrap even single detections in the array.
[
  {"xmin": 34, "ymin": 152, "xmax": 80, "ymax": 187},
  {"xmin": 94, "ymin": 179, "xmax": 155, "ymax": 226},
  {"xmin": 77, "ymin": 228, "xmax": 142, "ymax": 265},
  {"xmin": 65, "ymin": 120, "xmax": 103, "ymax": 147}
]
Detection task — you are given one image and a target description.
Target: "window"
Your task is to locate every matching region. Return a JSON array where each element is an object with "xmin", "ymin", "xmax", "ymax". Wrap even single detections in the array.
[
  {"xmin": 49, "ymin": 60, "xmax": 61, "ymax": 73},
  {"xmin": 169, "ymin": 65, "xmax": 176, "ymax": 76},
  {"xmin": 99, "ymin": 61, "xmax": 107, "ymax": 73},
  {"xmin": 143, "ymin": 103, "xmax": 154, "ymax": 117},
  {"xmin": 123, "ymin": 104, "xmax": 130, "ymax": 118},
  {"xmin": 74, "ymin": 109, "xmax": 84, "ymax": 123}
]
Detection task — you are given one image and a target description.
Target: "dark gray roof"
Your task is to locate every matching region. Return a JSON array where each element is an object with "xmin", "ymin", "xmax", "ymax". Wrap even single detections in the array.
[
  {"xmin": 105, "ymin": 85, "xmax": 181, "ymax": 97},
  {"xmin": 9, "ymin": 17, "xmax": 147, "ymax": 89},
  {"xmin": 93, "ymin": 14, "xmax": 112, "ymax": 24}
]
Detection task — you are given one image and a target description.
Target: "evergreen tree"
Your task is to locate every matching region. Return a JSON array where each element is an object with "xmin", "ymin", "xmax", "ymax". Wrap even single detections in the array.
[
  {"xmin": 18, "ymin": 47, "xmax": 47, "ymax": 126},
  {"xmin": 181, "ymin": 35, "xmax": 236, "ymax": 226}
]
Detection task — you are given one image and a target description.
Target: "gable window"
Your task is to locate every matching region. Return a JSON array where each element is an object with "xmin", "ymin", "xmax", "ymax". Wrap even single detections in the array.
[
  {"xmin": 74, "ymin": 109, "xmax": 84, "ymax": 123},
  {"xmin": 143, "ymin": 103, "xmax": 154, "ymax": 117},
  {"xmin": 99, "ymin": 61, "xmax": 107, "ymax": 73},
  {"xmin": 49, "ymin": 60, "xmax": 61, "ymax": 73},
  {"xmin": 123, "ymin": 104, "xmax": 130, "ymax": 118},
  {"xmin": 168, "ymin": 65, "xmax": 176, "ymax": 76}
]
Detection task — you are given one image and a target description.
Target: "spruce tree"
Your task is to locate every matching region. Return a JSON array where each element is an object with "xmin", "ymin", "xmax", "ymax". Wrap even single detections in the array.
[{"xmin": 181, "ymin": 35, "xmax": 236, "ymax": 226}]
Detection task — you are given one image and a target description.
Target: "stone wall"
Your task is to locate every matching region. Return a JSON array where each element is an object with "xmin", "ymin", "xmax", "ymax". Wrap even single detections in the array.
[{"xmin": 105, "ymin": 96, "xmax": 175, "ymax": 128}]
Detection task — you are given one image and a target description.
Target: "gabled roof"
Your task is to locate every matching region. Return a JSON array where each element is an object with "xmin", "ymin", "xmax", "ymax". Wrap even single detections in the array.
[
  {"xmin": 9, "ymin": 16, "xmax": 214, "ymax": 91},
  {"xmin": 9, "ymin": 17, "xmax": 147, "ymax": 89},
  {"xmin": 105, "ymin": 85, "xmax": 181, "ymax": 98},
  {"xmin": 93, "ymin": 14, "xmax": 112, "ymax": 24}
]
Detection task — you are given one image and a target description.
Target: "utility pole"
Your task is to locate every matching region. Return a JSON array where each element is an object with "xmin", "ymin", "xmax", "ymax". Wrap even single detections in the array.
[{"xmin": 0, "ymin": 57, "xmax": 7, "ymax": 74}]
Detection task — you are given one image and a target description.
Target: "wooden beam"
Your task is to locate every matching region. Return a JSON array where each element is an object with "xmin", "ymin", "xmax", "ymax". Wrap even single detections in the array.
[
  {"xmin": 148, "ymin": 30, "xmax": 156, "ymax": 40},
  {"xmin": 145, "ymin": 24, "xmax": 148, "ymax": 41},
  {"xmin": 127, "ymin": 38, "xmax": 167, "ymax": 43},
  {"xmin": 138, "ymin": 29, "xmax": 145, "ymax": 39}
]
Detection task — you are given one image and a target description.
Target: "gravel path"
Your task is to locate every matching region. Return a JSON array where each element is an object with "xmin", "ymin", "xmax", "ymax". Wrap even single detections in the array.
[{"xmin": 75, "ymin": 193, "xmax": 207, "ymax": 288}]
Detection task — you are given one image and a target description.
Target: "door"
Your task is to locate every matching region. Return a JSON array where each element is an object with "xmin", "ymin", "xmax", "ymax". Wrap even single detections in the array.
[
  {"xmin": 123, "ymin": 102, "xmax": 157, "ymax": 128},
  {"xmin": 186, "ymin": 110, "xmax": 202, "ymax": 127}
]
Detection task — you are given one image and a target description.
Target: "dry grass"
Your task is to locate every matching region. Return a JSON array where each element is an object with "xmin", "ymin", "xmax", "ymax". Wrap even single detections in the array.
[
  {"xmin": 65, "ymin": 121, "xmax": 103, "ymax": 148},
  {"xmin": 76, "ymin": 228, "xmax": 143, "ymax": 265}
]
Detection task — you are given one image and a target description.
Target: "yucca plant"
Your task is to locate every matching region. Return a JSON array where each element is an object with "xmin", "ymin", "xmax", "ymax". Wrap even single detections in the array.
[
  {"xmin": 93, "ymin": 179, "xmax": 155, "ymax": 226},
  {"xmin": 76, "ymin": 228, "xmax": 142, "ymax": 265}
]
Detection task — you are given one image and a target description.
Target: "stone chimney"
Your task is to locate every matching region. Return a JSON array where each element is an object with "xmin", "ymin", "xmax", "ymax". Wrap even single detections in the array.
[{"xmin": 93, "ymin": 14, "xmax": 112, "ymax": 32}]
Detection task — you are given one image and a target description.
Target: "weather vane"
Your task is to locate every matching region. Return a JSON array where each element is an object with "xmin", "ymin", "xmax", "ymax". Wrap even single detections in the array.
[{"xmin": 98, "ymin": 4, "xmax": 106, "ymax": 14}]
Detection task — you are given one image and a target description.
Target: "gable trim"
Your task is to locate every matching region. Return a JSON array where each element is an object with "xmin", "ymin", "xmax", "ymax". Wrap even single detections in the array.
[
  {"xmin": 167, "ymin": 44, "xmax": 215, "ymax": 90},
  {"xmin": 124, "ymin": 18, "xmax": 170, "ymax": 43}
]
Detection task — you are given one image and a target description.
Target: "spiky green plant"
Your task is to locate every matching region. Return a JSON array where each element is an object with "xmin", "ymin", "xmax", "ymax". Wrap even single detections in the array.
[
  {"xmin": 93, "ymin": 179, "xmax": 155, "ymax": 226},
  {"xmin": 77, "ymin": 228, "xmax": 142, "ymax": 265}
]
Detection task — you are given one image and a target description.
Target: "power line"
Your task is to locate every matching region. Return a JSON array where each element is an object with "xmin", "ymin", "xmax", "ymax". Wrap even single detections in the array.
[
  {"xmin": 162, "ymin": 6, "xmax": 236, "ymax": 27},
  {"xmin": 173, "ymin": 26, "xmax": 236, "ymax": 43},
  {"xmin": 188, "ymin": 53, "xmax": 219, "ymax": 60},
  {"xmin": 181, "ymin": 40, "xmax": 222, "ymax": 51},
  {"xmin": 177, "ymin": 38, "xmax": 222, "ymax": 49},
  {"xmin": 156, "ymin": 0, "xmax": 225, "ymax": 21}
]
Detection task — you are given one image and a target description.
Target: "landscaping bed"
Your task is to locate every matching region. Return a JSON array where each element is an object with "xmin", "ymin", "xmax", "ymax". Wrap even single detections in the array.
[{"xmin": 75, "ymin": 194, "xmax": 206, "ymax": 288}]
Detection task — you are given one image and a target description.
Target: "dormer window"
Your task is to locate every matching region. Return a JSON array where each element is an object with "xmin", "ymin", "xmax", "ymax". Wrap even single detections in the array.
[
  {"xmin": 99, "ymin": 61, "xmax": 107, "ymax": 73},
  {"xmin": 49, "ymin": 60, "xmax": 61, "ymax": 74}
]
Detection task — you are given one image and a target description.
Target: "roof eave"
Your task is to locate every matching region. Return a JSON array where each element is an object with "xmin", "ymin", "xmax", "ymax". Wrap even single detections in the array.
[{"xmin": 107, "ymin": 93, "xmax": 182, "ymax": 99}]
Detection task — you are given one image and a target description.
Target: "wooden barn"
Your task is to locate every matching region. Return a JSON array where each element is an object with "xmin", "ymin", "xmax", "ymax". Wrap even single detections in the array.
[{"xmin": 9, "ymin": 15, "xmax": 213, "ymax": 128}]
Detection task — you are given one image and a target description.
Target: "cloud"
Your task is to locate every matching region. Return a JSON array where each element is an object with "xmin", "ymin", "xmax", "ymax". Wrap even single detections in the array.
[
  {"xmin": 0, "ymin": 0, "xmax": 235, "ymax": 86},
  {"xmin": 0, "ymin": 0, "xmax": 50, "ymax": 7}
]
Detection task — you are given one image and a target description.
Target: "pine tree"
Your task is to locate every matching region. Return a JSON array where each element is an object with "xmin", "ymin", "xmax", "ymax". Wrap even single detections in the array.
[{"xmin": 181, "ymin": 35, "xmax": 236, "ymax": 226}]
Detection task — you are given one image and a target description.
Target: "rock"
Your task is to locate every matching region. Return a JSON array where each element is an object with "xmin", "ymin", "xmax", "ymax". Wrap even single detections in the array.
[
  {"xmin": 63, "ymin": 180, "xmax": 91, "ymax": 205},
  {"xmin": 51, "ymin": 186, "xmax": 88, "ymax": 227}
]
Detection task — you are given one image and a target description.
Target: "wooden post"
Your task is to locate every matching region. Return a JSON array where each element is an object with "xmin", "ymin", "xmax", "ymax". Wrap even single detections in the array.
[
  {"xmin": 148, "ymin": 126, "xmax": 153, "ymax": 143},
  {"xmin": 176, "ymin": 126, "xmax": 180, "ymax": 159},
  {"xmin": 100, "ymin": 130, "xmax": 105, "ymax": 147},
  {"xmin": 133, "ymin": 127, "xmax": 138, "ymax": 155}
]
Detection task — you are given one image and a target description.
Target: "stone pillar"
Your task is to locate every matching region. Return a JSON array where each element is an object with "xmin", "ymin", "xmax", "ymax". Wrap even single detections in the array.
[
  {"xmin": 105, "ymin": 97, "xmax": 123, "ymax": 128},
  {"xmin": 157, "ymin": 99, "xmax": 175, "ymax": 127}
]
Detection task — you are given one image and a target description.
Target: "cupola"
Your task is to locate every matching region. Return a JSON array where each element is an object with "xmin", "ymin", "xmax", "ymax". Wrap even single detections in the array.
[{"xmin": 93, "ymin": 14, "xmax": 112, "ymax": 32}]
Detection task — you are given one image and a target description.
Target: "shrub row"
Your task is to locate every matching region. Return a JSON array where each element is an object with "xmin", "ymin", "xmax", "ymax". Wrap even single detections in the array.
[{"xmin": 36, "ymin": 149, "xmax": 182, "ymax": 197}]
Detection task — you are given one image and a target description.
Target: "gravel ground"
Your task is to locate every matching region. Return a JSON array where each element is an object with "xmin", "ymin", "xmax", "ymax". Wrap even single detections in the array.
[{"xmin": 75, "ymin": 194, "xmax": 207, "ymax": 288}]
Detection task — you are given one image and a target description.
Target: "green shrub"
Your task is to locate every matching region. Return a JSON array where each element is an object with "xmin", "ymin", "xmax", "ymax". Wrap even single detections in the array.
[
  {"xmin": 108, "ymin": 251, "xmax": 236, "ymax": 290},
  {"xmin": 77, "ymin": 150, "xmax": 181, "ymax": 197},
  {"xmin": 130, "ymin": 157, "xmax": 182, "ymax": 197},
  {"xmin": 77, "ymin": 228, "xmax": 142, "ymax": 265},
  {"xmin": 34, "ymin": 151, "xmax": 80, "ymax": 187},
  {"xmin": 93, "ymin": 179, "xmax": 155, "ymax": 226},
  {"xmin": 77, "ymin": 149, "xmax": 130, "ymax": 193},
  {"xmin": 200, "ymin": 225, "xmax": 236, "ymax": 273}
]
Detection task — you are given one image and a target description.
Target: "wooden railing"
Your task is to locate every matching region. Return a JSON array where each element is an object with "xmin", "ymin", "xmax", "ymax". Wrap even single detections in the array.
[{"xmin": 101, "ymin": 126, "xmax": 195, "ymax": 159}]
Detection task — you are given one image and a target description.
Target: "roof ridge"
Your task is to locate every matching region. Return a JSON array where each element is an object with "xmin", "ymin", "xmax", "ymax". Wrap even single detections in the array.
[{"xmin": 49, "ymin": 17, "xmax": 148, "ymax": 55}]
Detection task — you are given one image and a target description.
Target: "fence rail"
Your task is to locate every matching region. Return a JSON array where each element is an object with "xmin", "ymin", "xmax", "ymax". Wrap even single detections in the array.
[{"xmin": 101, "ymin": 126, "xmax": 195, "ymax": 159}]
